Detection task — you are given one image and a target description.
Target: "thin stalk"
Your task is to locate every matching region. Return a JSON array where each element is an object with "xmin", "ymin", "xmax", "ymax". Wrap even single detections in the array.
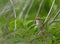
[
  {"xmin": 25, "ymin": 0, "xmax": 34, "ymax": 20},
  {"xmin": 49, "ymin": 10, "xmax": 60, "ymax": 25},
  {"xmin": 44, "ymin": 0, "xmax": 55, "ymax": 24},
  {"xmin": 19, "ymin": 0, "xmax": 30, "ymax": 18},
  {"xmin": 36, "ymin": 0, "xmax": 44, "ymax": 17},
  {"xmin": 10, "ymin": 0, "xmax": 16, "ymax": 37}
]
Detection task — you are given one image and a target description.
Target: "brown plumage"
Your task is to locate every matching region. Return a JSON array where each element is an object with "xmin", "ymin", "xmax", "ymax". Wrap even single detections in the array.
[{"xmin": 35, "ymin": 17, "xmax": 43, "ymax": 28}]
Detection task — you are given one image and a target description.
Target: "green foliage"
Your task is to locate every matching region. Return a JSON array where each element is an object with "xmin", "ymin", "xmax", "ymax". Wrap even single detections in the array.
[{"xmin": 0, "ymin": 0, "xmax": 60, "ymax": 44}]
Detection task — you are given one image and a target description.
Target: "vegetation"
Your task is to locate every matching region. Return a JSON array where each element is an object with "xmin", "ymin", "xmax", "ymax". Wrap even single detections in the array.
[{"xmin": 0, "ymin": 0, "xmax": 60, "ymax": 44}]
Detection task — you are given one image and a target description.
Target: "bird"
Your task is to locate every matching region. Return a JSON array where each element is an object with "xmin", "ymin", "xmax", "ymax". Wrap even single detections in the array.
[{"xmin": 35, "ymin": 17, "xmax": 43, "ymax": 28}]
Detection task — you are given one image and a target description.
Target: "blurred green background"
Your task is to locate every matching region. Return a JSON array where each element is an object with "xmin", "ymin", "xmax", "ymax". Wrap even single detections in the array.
[{"xmin": 0, "ymin": 0, "xmax": 60, "ymax": 44}]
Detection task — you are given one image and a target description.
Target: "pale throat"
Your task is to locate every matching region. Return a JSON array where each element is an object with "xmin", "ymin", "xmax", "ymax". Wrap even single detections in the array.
[{"xmin": 36, "ymin": 20, "xmax": 40, "ymax": 25}]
